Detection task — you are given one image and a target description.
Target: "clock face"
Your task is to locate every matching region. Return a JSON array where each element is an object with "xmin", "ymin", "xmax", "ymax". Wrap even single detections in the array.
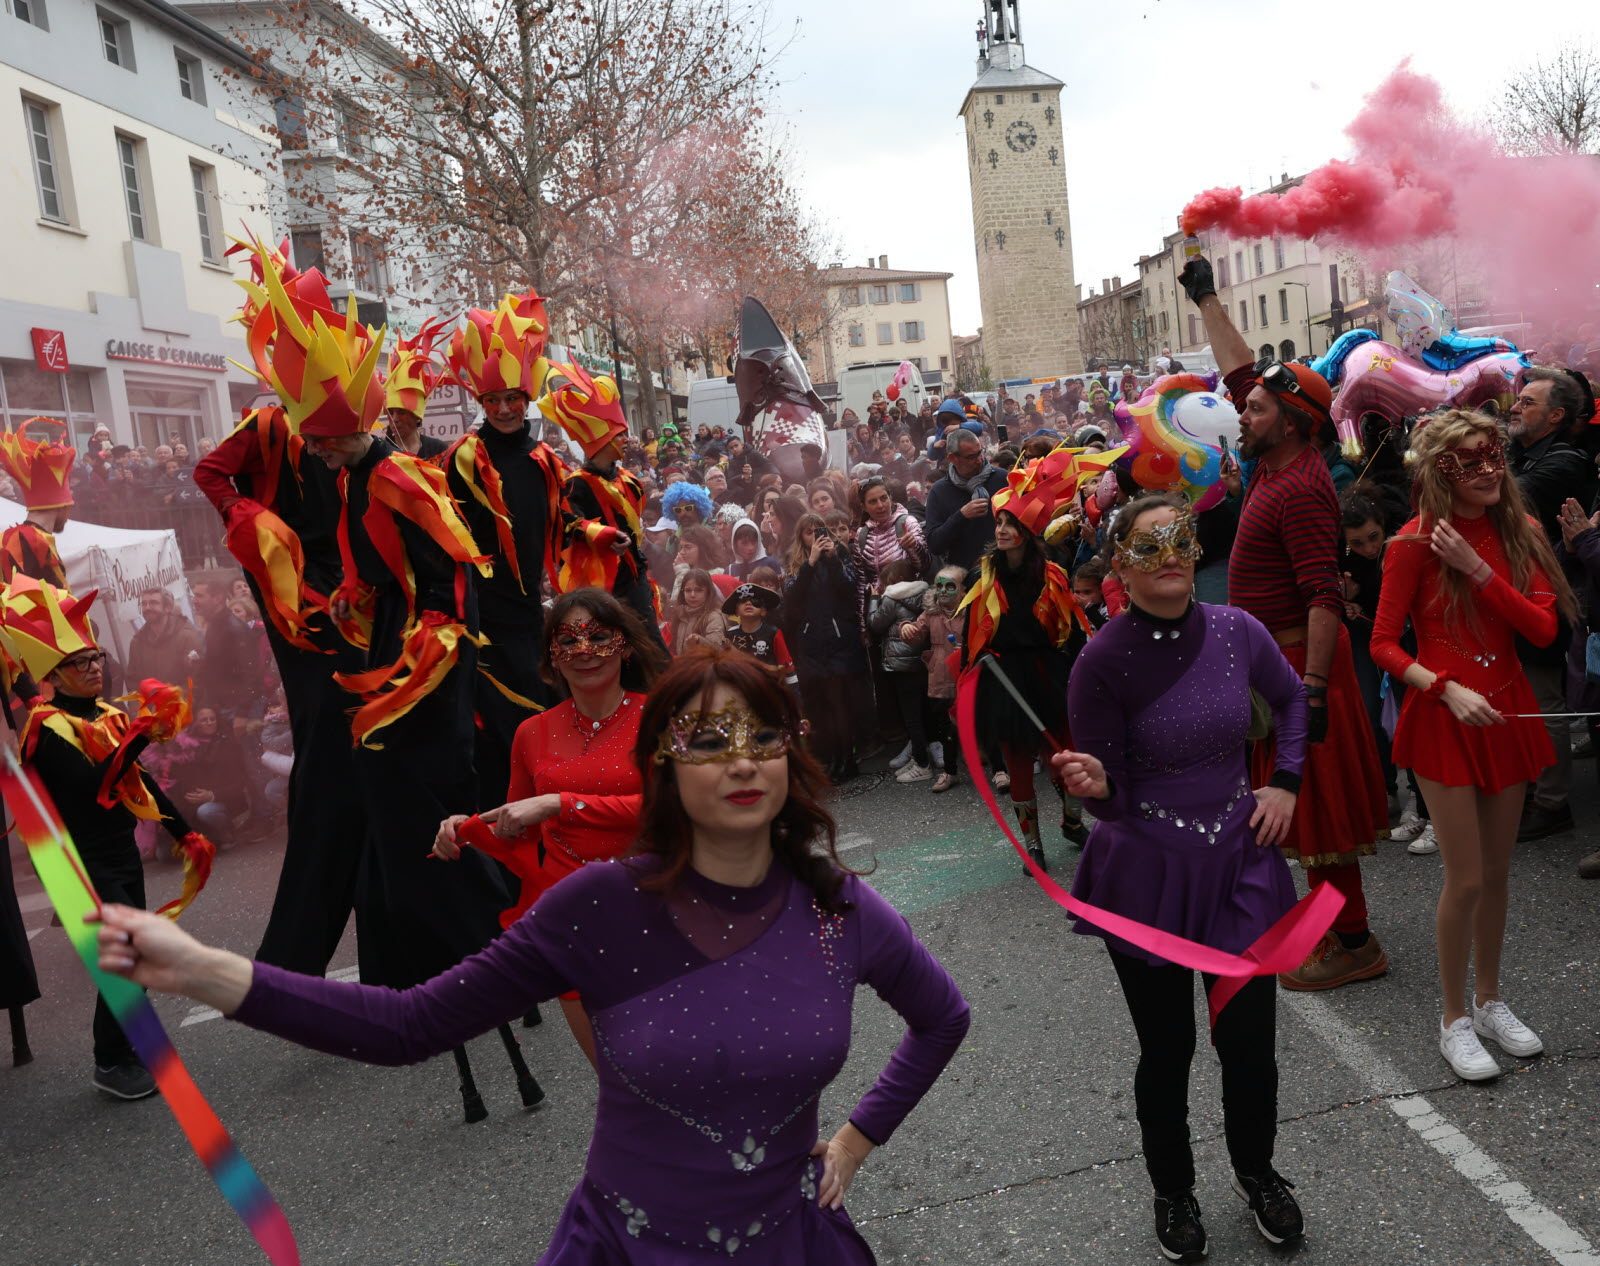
[{"xmin": 1004, "ymin": 119, "xmax": 1037, "ymax": 153}]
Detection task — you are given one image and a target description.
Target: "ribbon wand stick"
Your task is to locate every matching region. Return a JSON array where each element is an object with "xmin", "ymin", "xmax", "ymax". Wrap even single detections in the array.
[{"xmin": 978, "ymin": 653, "xmax": 1064, "ymax": 751}]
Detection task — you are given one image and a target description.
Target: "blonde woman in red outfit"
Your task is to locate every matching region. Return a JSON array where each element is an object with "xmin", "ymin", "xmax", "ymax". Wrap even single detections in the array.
[
  {"xmin": 435, "ymin": 588, "xmax": 666, "ymax": 1064},
  {"xmin": 1370, "ymin": 410, "xmax": 1576, "ymax": 1083}
]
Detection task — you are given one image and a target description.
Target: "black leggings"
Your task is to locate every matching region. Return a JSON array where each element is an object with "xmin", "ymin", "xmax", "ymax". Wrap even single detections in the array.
[
  {"xmin": 1108, "ymin": 947, "xmax": 1279, "ymax": 1196},
  {"xmin": 799, "ymin": 668, "xmax": 871, "ymax": 767},
  {"xmin": 83, "ymin": 842, "xmax": 146, "ymax": 1068},
  {"xmin": 889, "ymin": 669, "xmax": 931, "ymax": 765}
]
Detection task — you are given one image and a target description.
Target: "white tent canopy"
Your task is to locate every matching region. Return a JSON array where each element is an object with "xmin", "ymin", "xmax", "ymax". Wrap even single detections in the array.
[{"xmin": 0, "ymin": 499, "xmax": 192, "ymax": 668}]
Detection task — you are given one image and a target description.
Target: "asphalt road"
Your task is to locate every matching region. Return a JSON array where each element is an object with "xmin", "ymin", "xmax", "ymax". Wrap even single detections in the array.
[{"xmin": 3, "ymin": 763, "xmax": 1599, "ymax": 1266}]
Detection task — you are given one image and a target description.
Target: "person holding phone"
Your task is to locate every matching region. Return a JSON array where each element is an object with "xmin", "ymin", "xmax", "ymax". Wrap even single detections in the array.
[{"xmin": 926, "ymin": 426, "xmax": 1006, "ymax": 571}]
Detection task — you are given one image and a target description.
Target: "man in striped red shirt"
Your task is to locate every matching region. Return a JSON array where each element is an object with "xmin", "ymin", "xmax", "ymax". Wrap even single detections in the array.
[{"xmin": 1183, "ymin": 254, "xmax": 1390, "ymax": 991}]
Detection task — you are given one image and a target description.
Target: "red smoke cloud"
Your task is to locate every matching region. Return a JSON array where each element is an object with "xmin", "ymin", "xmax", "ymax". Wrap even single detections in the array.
[{"xmin": 1180, "ymin": 64, "xmax": 1600, "ymax": 326}]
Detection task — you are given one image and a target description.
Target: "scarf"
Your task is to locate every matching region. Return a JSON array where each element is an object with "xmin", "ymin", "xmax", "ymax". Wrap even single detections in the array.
[{"xmin": 947, "ymin": 460, "xmax": 999, "ymax": 493}]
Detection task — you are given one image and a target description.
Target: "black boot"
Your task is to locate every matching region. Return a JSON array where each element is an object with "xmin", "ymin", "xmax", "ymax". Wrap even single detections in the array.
[
  {"xmin": 496, "ymin": 1023, "xmax": 546, "ymax": 1108},
  {"xmin": 522, "ymin": 1004, "xmax": 542, "ymax": 1028},
  {"xmin": 452, "ymin": 1046, "xmax": 487, "ymax": 1124},
  {"xmin": 9, "ymin": 1006, "xmax": 32, "ymax": 1068},
  {"xmin": 1153, "ymin": 1189, "xmax": 1206, "ymax": 1262},
  {"xmin": 1232, "ymin": 1169, "xmax": 1303, "ymax": 1245}
]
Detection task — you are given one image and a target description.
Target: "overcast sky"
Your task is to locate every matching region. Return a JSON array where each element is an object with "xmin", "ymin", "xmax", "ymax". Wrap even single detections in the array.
[{"xmin": 762, "ymin": 0, "xmax": 1593, "ymax": 334}]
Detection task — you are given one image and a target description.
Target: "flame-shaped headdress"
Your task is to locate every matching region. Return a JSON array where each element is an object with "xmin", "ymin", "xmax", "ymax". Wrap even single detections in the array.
[
  {"xmin": 0, "ymin": 575, "xmax": 99, "ymax": 680},
  {"xmin": 383, "ymin": 316, "xmax": 451, "ymax": 419},
  {"xmin": 446, "ymin": 291, "xmax": 550, "ymax": 399},
  {"xmin": 245, "ymin": 247, "xmax": 387, "ymax": 438},
  {"xmin": 0, "ymin": 418, "xmax": 77, "ymax": 510},
  {"xmin": 991, "ymin": 446, "xmax": 1096, "ymax": 536},
  {"xmin": 227, "ymin": 236, "xmax": 336, "ymax": 382},
  {"xmin": 537, "ymin": 359, "xmax": 627, "ymax": 458}
]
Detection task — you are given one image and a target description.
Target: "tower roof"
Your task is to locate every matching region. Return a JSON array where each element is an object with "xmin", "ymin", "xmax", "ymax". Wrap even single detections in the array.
[{"xmin": 959, "ymin": 62, "xmax": 1063, "ymax": 117}]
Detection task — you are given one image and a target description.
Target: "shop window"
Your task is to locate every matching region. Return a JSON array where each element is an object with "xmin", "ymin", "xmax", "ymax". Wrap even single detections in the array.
[{"xmin": 0, "ymin": 360, "xmax": 96, "ymax": 445}]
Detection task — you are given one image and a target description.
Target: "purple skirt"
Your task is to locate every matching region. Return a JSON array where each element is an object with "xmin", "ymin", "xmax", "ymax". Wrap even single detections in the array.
[
  {"xmin": 538, "ymin": 1170, "xmax": 877, "ymax": 1264},
  {"xmin": 1068, "ymin": 818, "xmax": 1297, "ymax": 969}
]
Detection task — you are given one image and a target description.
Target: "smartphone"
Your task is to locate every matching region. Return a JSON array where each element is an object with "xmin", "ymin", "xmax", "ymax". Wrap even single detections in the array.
[{"xmin": 997, "ymin": 423, "xmax": 1009, "ymax": 444}]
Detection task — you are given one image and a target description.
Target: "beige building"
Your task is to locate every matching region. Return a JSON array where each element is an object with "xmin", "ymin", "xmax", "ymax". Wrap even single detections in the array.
[
  {"xmin": 813, "ymin": 257, "xmax": 956, "ymax": 388},
  {"xmin": 2, "ymin": 0, "xmax": 278, "ymax": 447},
  {"xmin": 958, "ymin": 0, "xmax": 1082, "ymax": 381},
  {"xmin": 1077, "ymin": 274, "xmax": 1143, "ymax": 369}
]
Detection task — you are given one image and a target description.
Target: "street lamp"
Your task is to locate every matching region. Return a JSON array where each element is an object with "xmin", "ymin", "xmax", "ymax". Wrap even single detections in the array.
[{"xmin": 1285, "ymin": 281, "xmax": 1312, "ymax": 360}]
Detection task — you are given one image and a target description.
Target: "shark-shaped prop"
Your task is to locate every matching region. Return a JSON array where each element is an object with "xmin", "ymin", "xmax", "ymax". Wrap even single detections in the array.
[{"xmin": 732, "ymin": 296, "xmax": 828, "ymax": 476}]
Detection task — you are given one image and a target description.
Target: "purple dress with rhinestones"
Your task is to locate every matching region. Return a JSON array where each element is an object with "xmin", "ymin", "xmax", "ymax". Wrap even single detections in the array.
[
  {"xmin": 231, "ymin": 856, "xmax": 970, "ymax": 1262},
  {"xmin": 1066, "ymin": 602, "xmax": 1308, "ymax": 965}
]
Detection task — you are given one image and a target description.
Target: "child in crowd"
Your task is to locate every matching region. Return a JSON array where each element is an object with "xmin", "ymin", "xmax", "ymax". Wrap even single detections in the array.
[
  {"xmin": 1341, "ymin": 488, "xmax": 1431, "ymax": 852},
  {"xmin": 868, "ymin": 559, "xmax": 933, "ymax": 783},
  {"xmin": 901, "ymin": 564, "xmax": 968, "ymax": 792},
  {"xmin": 1070, "ymin": 559, "xmax": 1111, "ymax": 629},
  {"xmin": 728, "ymin": 517, "xmax": 782, "ymax": 582},
  {"xmin": 723, "ymin": 582, "xmax": 797, "ymax": 689},
  {"xmin": 665, "ymin": 567, "xmax": 727, "ymax": 655}
]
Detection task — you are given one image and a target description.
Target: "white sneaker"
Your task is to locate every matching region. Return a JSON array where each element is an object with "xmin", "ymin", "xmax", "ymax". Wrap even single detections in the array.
[
  {"xmin": 1407, "ymin": 825, "xmax": 1438, "ymax": 856},
  {"xmin": 895, "ymin": 761, "xmax": 932, "ymax": 784},
  {"xmin": 1472, "ymin": 999, "xmax": 1544, "ymax": 1058},
  {"xmin": 888, "ymin": 741, "xmax": 914, "ymax": 771},
  {"xmin": 1390, "ymin": 810, "xmax": 1425, "ymax": 841},
  {"xmin": 1440, "ymin": 1016, "xmax": 1501, "ymax": 1081}
]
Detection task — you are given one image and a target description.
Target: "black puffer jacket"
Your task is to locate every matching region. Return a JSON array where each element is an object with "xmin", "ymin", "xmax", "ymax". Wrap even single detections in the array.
[
  {"xmin": 781, "ymin": 550, "xmax": 868, "ymax": 675},
  {"xmin": 867, "ymin": 580, "xmax": 930, "ymax": 672}
]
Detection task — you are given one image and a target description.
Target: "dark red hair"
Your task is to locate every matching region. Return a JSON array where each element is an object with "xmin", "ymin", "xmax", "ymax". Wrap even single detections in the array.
[{"xmin": 631, "ymin": 647, "xmax": 858, "ymax": 911}]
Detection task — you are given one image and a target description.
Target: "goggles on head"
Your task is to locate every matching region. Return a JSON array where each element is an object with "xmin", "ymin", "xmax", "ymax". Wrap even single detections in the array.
[
  {"xmin": 655, "ymin": 703, "xmax": 800, "ymax": 766},
  {"xmin": 550, "ymin": 619, "xmax": 625, "ymax": 664},
  {"xmin": 1114, "ymin": 513, "xmax": 1203, "ymax": 572},
  {"xmin": 1434, "ymin": 435, "xmax": 1506, "ymax": 485},
  {"xmin": 1254, "ymin": 360, "xmax": 1331, "ymax": 422}
]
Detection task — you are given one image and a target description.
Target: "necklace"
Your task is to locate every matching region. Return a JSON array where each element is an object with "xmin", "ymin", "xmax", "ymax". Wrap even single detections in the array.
[{"xmin": 572, "ymin": 692, "xmax": 630, "ymax": 754}]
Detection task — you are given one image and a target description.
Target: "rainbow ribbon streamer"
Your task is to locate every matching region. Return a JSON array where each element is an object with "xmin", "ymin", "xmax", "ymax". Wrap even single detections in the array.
[{"xmin": 0, "ymin": 749, "xmax": 300, "ymax": 1265}]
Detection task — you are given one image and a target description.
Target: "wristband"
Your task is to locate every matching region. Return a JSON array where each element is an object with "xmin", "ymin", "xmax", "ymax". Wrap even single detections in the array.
[
  {"xmin": 1424, "ymin": 671, "xmax": 1452, "ymax": 700},
  {"xmin": 1303, "ymin": 685, "xmax": 1328, "ymax": 700}
]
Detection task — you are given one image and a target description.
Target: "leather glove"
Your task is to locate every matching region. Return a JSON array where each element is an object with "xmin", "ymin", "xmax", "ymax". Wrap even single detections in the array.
[
  {"xmin": 1306, "ymin": 701, "xmax": 1329, "ymax": 745},
  {"xmin": 1179, "ymin": 257, "xmax": 1217, "ymax": 304}
]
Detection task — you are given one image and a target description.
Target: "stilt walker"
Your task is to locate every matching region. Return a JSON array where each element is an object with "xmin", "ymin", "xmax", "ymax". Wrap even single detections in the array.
[
  {"xmin": 443, "ymin": 293, "xmax": 565, "ymax": 807},
  {"xmin": 0, "ymin": 416, "xmax": 76, "ymax": 1063},
  {"xmin": 541, "ymin": 362, "xmax": 665, "ymax": 642},
  {"xmin": 247, "ymin": 257, "xmax": 542, "ymax": 1120},
  {"xmin": 194, "ymin": 238, "xmax": 366, "ymax": 975},
  {"xmin": 0, "ymin": 577, "xmax": 212, "ymax": 1099}
]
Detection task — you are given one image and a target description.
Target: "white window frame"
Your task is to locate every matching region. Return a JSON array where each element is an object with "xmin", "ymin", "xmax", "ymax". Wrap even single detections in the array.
[
  {"xmin": 190, "ymin": 160, "xmax": 221, "ymax": 261},
  {"xmin": 875, "ymin": 322, "xmax": 893, "ymax": 345},
  {"xmin": 98, "ymin": 7, "xmax": 134, "ymax": 69},
  {"xmin": 869, "ymin": 284, "xmax": 889, "ymax": 305},
  {"xmin": 23, "ymin": 95, "xmax": 71, "ymax": 224},
  {"xmin": 116, "ymin": 132, "xmax": 153, "ymax": 242},
  {"xmin": 13, "ymin": 0, "xmax": 49, "ymax": 30},
  {"xmin": 175, "ymin": 49, "xmax": 206, "ymax": 104}
]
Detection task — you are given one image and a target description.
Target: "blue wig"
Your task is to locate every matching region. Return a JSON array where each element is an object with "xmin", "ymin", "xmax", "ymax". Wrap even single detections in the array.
[{"xmin": 661, "ymin": 480, "xmax": 715, "ymax": 523}]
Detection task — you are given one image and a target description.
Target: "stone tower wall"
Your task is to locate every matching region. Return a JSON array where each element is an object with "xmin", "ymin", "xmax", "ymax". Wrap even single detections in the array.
[{"xmin": 963, "ymin": 84, "xmax": 1084, "ymax": 380}]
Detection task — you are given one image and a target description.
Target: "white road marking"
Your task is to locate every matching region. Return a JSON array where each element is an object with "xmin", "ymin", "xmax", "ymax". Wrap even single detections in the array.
[
  {"xmin": 920, "ymin": 853, "xmax": 964, "ymax": 863},
  {"xmin": 1286, "ymin": 992, "xmax": 1600, "ymax": 1266},
  {"xmin": 181, "ymin": 964, "xmax": 362, "ymax": 1028},
  {"xmin": 837, "ymin": 832, "xmax": 873, "ymax": 854}
]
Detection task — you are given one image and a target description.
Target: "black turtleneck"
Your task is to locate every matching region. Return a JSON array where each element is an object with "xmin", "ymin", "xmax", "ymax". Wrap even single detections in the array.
[
  {"xmin": 459, "ymin": 420, "xmax": 551, "ymax": 630},
  {"xmin": 28, "ymin": 692, "xmax": 191, "ymax": 856}
]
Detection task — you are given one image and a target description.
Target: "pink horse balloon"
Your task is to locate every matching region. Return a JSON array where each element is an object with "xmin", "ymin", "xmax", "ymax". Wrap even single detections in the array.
[{"xmin": 1331, "ymin": 340, "xmax": 1521, "ymax": 457}]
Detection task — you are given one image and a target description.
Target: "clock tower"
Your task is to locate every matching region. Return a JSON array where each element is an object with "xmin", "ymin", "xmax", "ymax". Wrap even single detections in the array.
[{"xmin": 960, "ymin": 0, "xmax": 1083, "ymax": 380}]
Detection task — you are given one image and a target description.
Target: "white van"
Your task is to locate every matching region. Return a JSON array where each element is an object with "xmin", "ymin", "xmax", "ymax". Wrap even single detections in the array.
[
  {"xmin": 686, "ymin": 376, "xmax": 742, "ymax": 433},
  {"xmin": 836, "ymin": 361, "xmax": 929, "ymax": 424}
]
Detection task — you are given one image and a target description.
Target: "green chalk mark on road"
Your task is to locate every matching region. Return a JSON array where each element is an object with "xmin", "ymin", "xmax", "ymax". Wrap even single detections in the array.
[{"xmin": 859, "ymin": 822, "xmax": 1079, "ymax": 917}]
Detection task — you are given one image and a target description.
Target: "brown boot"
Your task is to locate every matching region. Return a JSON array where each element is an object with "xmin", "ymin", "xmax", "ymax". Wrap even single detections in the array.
[{"xmin": 1278, "ymin": 932, "xmax": 1389, "ymax": 991}]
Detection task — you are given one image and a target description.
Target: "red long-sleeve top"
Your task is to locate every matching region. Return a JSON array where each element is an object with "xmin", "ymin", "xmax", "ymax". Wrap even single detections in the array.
[
  {"xmin": 1371, "ymin": 514, "xmax": 1558, "ymax": 695},
  {"xmin": 483, "ymin": 693, "xmax": 644, "ymax": 925}
]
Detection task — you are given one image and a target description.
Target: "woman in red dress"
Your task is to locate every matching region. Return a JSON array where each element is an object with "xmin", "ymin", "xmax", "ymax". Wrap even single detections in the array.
[
  {"xmin": 1370, "ymin": 409, "xmax": 1575, "ymax": 1083},
  {"xmin": 435, "ymin": 588, "xmax": 666, "ymax": 1063}
]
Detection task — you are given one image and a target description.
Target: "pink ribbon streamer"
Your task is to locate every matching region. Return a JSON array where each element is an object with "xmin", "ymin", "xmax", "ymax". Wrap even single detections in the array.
[{"xmin": 954, "ymin": 666, "xmax": 1343, "ymax": 1027}]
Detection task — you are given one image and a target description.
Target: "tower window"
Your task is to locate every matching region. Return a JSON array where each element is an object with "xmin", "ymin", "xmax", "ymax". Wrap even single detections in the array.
[
  {"xmin": 1031, "ymin": 92, "xmax": 1039, "ymax": 102},
  {"xmin": 995, "ymin": 94, "xmax": 1004, "ymax": 104}
]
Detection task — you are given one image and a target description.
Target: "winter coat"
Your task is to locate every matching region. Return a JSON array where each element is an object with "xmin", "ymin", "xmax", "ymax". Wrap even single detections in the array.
[
  {"xmin": 781, "ymin": 550, "xmax": 868, "ymax": 675},
  {"xmin": 666, "ymin": 607, "xmax": 728, "ymax": 655},
  {"xmin": 901, "ymin": 605, "xmax": 965, "ymax": 698},
  {"xmin": 866, "ymin": 580, "xmax": 930, "ymax": 672}
]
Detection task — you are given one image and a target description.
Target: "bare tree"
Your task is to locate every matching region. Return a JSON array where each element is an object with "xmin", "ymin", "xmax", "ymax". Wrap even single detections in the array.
[{"xmin": 1493, "ymin": 43, "xmax": 1600, "ymax": 156}]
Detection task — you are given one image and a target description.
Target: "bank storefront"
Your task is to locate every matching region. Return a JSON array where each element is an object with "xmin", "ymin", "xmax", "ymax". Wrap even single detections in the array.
[{"xmin": 0, "ymin": 292, "xmax": 257, "ymax": 451}]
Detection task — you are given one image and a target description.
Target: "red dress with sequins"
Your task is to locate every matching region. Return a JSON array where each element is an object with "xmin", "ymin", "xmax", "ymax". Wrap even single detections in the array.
[
  {"xmin": 1371, "ymin": 515, "xmax": 1557, "ymax": 792},
  {"xmin": 494, "ymin": 694, "xmax": 646, "ymax": 925}
]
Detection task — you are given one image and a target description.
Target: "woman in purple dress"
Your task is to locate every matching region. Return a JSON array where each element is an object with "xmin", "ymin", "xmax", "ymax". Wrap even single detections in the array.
[
  {"xmin": 91, "ymin": 648, "xmax": 970, "ymax": 1264},
  {"xmin": 1052, "ymin": 494, "xmax": 1308, "ymax": 1263}
]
